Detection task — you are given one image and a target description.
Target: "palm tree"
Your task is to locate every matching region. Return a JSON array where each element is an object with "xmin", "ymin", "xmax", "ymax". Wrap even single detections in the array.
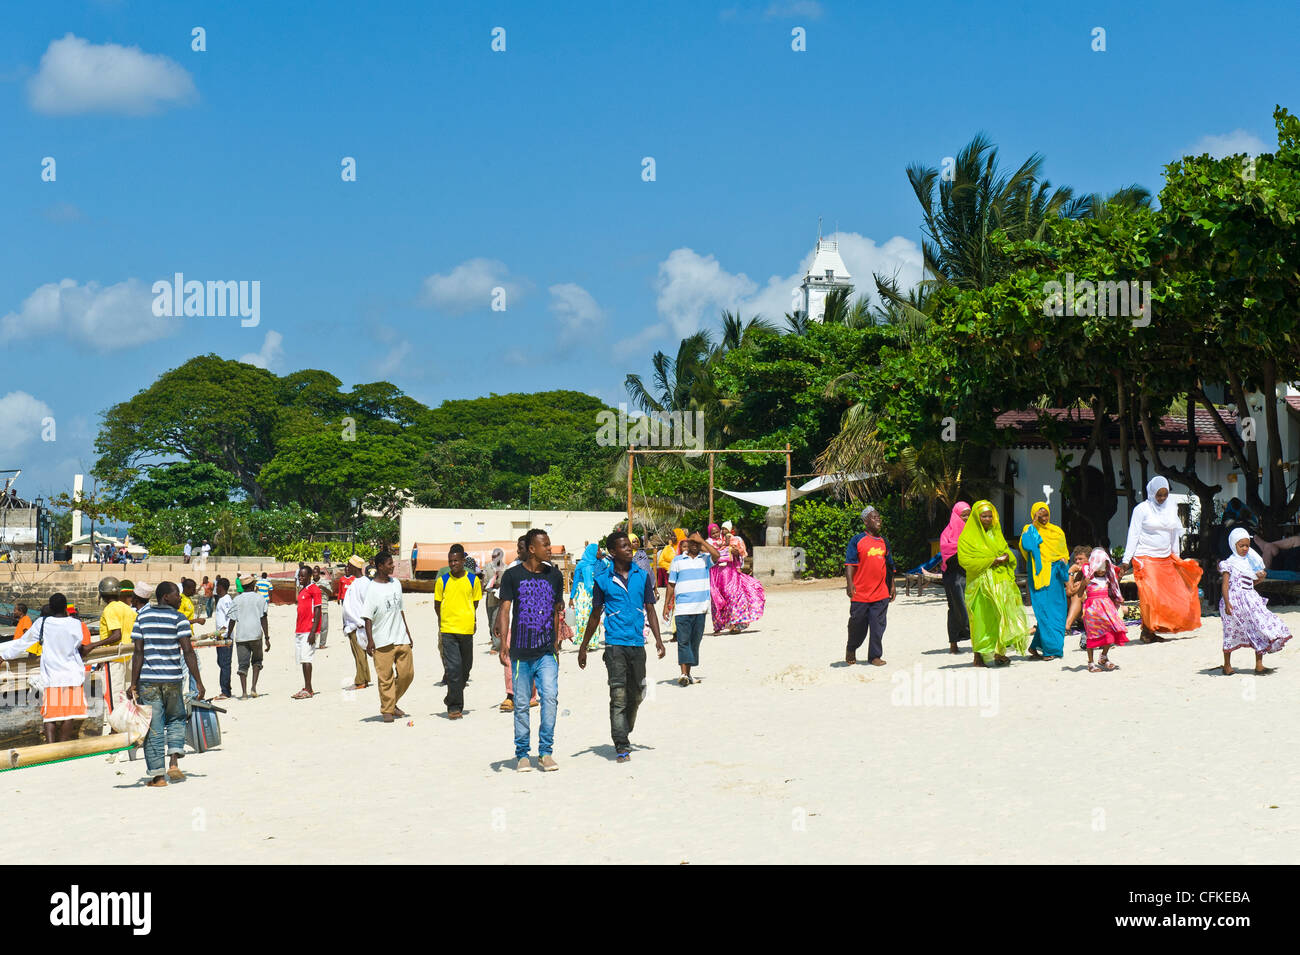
[
  {"xmin": 624, "ymin": 330, "xmax": 713, "ymax": 417},
  {"xmin": 908, "ymin": 133, "xmax": 1086, "ymax": 290},
  {"xmin": 783, "ymin": 310, "xmax": 812, "ymax": 336},
  {"xmin": 716, "ymin": 310, "xmax": 777, "ymax": 354},
  {"xmin": 1080, "ymin": 183, "xmax": 1154, "ymax": 219}
]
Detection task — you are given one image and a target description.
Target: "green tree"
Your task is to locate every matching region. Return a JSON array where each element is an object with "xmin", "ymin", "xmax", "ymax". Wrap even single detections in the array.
[
  {"xmin": 125, "ymin": 461, "xmax": 241, "ymax": 510},
  {"xmin": 258, "ymin": 431, "xmax": 420, "ymax": 520}
]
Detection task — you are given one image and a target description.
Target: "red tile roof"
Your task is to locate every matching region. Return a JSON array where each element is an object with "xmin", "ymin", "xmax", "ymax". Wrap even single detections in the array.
[{"xmin": 994, "ymin": 406, "xmax": 1235, "ymax": 449}]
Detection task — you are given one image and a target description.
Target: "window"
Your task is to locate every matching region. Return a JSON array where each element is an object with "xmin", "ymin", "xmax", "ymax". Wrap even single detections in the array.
[
  {"xmin": 453, "ymin": 522, "xmax": 462, "ymax": 535},
  {"xmin": 476, "ymin": 522, "xmax": 486, "ymax": 536}
]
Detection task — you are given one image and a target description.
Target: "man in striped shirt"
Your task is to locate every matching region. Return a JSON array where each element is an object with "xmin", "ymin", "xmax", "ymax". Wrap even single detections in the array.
[
  {"xmin": 130, "ymin": 581, "xmax": 205, "ymax": 787},
  {"xmin": 663, "ymin": 530, "xmax": 720, "ymax": 687}
]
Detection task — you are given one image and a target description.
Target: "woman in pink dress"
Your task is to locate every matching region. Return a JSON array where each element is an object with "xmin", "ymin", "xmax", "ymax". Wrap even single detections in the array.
[
  {"xmin": 708, "ymin": 522, "xmax": 766, "ymax": 633},
  {"xmin": 1082, "ymin": 547, "xmax": 1128, "ymax": 672}
]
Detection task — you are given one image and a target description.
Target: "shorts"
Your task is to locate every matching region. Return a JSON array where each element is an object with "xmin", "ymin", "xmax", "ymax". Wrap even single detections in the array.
[
  {"xmin": 42, "ymin": 684, "xmax": 87, "ymax": 721},
  {"xmin": 295, "ymin": 632, "xmax": 316, "ymax": 665},
  {"xmin": 236, "ymin": 640, "xmax": 264, "ymax": 675}
]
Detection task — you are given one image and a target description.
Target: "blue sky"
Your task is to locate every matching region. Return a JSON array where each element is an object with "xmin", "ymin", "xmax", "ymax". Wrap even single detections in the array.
[{"xmin": 2, "ymin": 0, "xmax": 1296, "ymax": 500}]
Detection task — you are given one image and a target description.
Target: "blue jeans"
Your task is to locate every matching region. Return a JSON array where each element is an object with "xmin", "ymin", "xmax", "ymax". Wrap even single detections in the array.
[
  {"xmin": 511, "ymin": 652, "xmax": 558, "ymax": 758},
  {"xmin": 215, "ymin": 645, "xmax": 232, "ymax": 697},
  {"xmin": 675, "ymin": 612, "xmax": 706, "ymax": 666},
  {"xmin": 138, "ymin": 681, "xmax": 187, "ymax": 776}
]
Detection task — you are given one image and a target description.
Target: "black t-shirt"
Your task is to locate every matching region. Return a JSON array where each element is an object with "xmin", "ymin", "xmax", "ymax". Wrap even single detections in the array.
[{"xmin": 499, "ymin": 562, "xmax": 565, "ymax": 661}]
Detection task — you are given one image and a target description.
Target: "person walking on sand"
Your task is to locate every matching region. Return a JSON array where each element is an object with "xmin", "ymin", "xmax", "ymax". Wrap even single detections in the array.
[
  {"xmin": 498, "ymin": 535, "xmax": 538, "ymax": 712},
  {"xmin": 1081, "ymin": 548, "xmax": 1128, "ymax": 672},
  {"xmin": 483, "ymin": 547, "xmax": 507, "ymax": 653},
  {"xmin": 210, "ymin": 577, "xmax": 235, "ymax": 700},
  {"xmin": 314, "ymin": 566, "xmax": 333, "ymax": 649},
  {"xmin": 844, "ymin": 506, "xmax": 897, "ymax": 666},
  {"xmin": 1019, "ymin": 501, "xmax": 1070, "ymax": 661},
  {"xmin": 1122, "ymin": 476, "xmax": 1202, "ymax": 643},
  {"xmin": 0, "ymin": 592, "xmax": 112, "ymax": 744},
  {"xmin": 957, "ymin": 501, "xmax": 1030, "ymax": 667},
  {"xmin": 436, "ymin": 544, "xmax": 481, "ymax": 719},
  {"xmin": 228, "ymin": 574, "xmax": 270, "ymax": 698},
  {"xmin": 579, "ymin": 529, "xmax": 665, "ymax": 763},
  {"xmin": 497, "ymin": 529, "xmax": 565, "ymax": 771},
  {"xmin": 292, "ymin": 565, "xmax": 321, "ymax": 699},
  {"xmin": 363, "ymin": 549, "xmax": 414, "ymax": 723},
  {"xmin": 939, "ymin": 502, "xmax": 972, "ymax": 654},
  {"xmin": 339, "ymin": 555, "xmax": 372, "ymax": 690},
  {"xmin": 1219, "ymin": 528, "xmax": 1292, "ymax": 674},
  {"xmin": 664, "ymin": 531, "xmax": 720, "ymax": 685},
  {"xmin": 130, "ymin": 581, "xmax": 205, "ymax": 786}
]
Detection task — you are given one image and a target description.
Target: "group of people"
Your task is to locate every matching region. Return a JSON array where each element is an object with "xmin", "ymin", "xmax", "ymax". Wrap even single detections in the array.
[{"xmin": 920, "ymin": 476, "xmax": 1292, "ymax": 674}]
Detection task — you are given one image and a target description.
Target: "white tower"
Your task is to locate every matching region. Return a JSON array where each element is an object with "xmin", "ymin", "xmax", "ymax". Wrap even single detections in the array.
[{"xmin": 800, "ymin": 221, "xmax": 853, "ymax": 322}]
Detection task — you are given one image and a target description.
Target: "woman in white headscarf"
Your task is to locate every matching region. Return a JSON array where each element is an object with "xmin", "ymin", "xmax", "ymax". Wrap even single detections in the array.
[
  {"xmin": 1219, "ymin": 527, "xmax": 1291, "ymax": 674},
  {"xmin": 1122, "ymin": 476, "xmax": 1202, "ymax": 642}
]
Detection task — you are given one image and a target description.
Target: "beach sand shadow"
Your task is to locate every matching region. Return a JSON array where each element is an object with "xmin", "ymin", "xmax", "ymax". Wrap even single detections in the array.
[
  {"xmin": 569, "ymin": 742, "xmax": 654, "ymax": 762},
  {"xmin": 1198, "ymin": 665, "xmax": 1277, "ymax": 677}
]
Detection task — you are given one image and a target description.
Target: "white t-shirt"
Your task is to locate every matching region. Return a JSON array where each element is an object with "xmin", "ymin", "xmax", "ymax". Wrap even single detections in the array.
[
  {"xmin": 200, "ymin": 544, "xmax": 211, "ymax": 557},
  {"xmin": 229, "ymin": 590, "xmax": 267, "ymax": 643},
  {"xmin": 362, "ymin": 578, "xmax": 408, "ymax": 648},
  {"xmin": 0, "ymin": 616, "xmax": 85, "ymax": 688},
  {"xmin": 342, "ymin": 575, "xmax": 372, "ymax": 633},
  {"xmin": 212, "ymin": 593, "xmax": 234, "ymax": 635}
]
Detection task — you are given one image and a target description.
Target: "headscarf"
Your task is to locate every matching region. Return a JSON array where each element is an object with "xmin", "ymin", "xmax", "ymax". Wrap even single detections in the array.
[
  {"xmin": 1088, "ymin": 547, "xmax": 1122, "ymax": 604},
  {"xmin": 721, "ymin": 520, "xmax": 733, "ymax": 531},
  {"xmin": 708, "ymin": 522, "xmax": 721, "ymax": 537},
  {"xmin": 1019, "ymin": 501, "xmax": 1069, "ymax": 590},
  {"xmin": 939, "ymin": 502, "xmax": 971, "ymax": 570},
  {"xmin": 573, "ymin": 542, "xmax": 600, "ymax": 591},
  {"xmin": 1222, "ymin": 527, "xmax": 1266, "ymax": 579},
  {"xmin": 1146, "ymin": 476, "xmax": 1171, "ymax": 512},
  {"xmin": 956, "ymin": 501, "xmax": 1016, "ymax": 580},
  {"xmin": 658, "ymin": 536, "xmax": 679, "ymax": 570},
  {"xmin": 485, "ymin": 547, "xmax": 506, "ymax": 587}
]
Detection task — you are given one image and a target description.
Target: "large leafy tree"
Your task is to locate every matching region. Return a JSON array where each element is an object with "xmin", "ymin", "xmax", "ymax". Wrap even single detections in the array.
[
  {"xmin": 258, "ymin": 431, "xmax": 421, "ymax": 519},
  {"xmin": 125, "ymin": 461, "xmax": 241, "ymax": 510}
]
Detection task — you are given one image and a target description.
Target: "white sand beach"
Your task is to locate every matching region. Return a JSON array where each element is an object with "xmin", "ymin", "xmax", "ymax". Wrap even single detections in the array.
[{"xmin": 7, "ymin": 582, "xmax": 1298, "ymax": 864}]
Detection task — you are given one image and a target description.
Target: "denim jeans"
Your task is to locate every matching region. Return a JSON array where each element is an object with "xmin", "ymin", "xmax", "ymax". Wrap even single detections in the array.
[
  {"xmin": 675, "ymin": 612, "xmax": 706, "ymax": 666},
  {"xmin": 511, "ymin": 652, "xmax": 558, "ymax": 758},
  {"xmin": 215, "ymin": 644, "xmax": 233, "ymax": 697},
  {"xmin": 139, "ymin": 681, "xmax": 187, "ymax": 776},
  {"xmin": 603, "ymin": 645, "xmax": 646, "ymax": 753}
]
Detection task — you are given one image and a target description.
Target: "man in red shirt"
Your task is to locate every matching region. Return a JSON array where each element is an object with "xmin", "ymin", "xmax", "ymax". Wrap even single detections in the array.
[
  {"xmin": 844, "ymin": 506, "xmax": 896, "ymax": 666},
  {"xmin": 293, "ymin": 565, "xmax": 322, "ymax": 699}
]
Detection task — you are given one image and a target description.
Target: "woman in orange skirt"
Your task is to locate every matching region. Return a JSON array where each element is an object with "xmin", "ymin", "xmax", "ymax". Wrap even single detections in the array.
[{"xmin": 1122, "ymin": 476, "xmax": 1202, "ymax": 642}]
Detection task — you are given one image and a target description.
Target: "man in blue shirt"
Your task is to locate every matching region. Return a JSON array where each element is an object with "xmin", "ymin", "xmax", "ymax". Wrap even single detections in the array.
[{"xmin": 578, "ymin": 529, "xmax": 665, "ymax": 763}]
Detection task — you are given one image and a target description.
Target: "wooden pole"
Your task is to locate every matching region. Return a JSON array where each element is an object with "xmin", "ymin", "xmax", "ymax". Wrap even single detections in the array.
[
  {"xmin": 627, "ymin": 448, "xmax": 634, "ymax": 534},
  {"xmin": 709, "ymin": 453, "xmax": 715, "ymax": 527},
  {"xmin": 4, "ymin": 732, "xmax": 137, "ymax": 771},
  {"xmin": 782, "ymin": 449, "xmax": 792, "ymax": 545}
]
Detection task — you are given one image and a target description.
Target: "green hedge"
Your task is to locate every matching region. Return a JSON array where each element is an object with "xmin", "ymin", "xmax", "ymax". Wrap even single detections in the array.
[
  {"xmin": 791, "ymin": 496, "xmax": 940, "ymax": 578},
  {"xmin": 271, "ymin": 540, "xmax": 377, "ymax": 563}
]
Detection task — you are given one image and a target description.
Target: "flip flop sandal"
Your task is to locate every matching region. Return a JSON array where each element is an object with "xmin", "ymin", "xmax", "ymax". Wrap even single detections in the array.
[
  {"xmin": 1103, "ymin": 661, "xmax": 1119, "ymax": 670},
  {"xmin": 291, "ymin": 690, "xmax": 313, "ymax": 700},
  {"xmin": 1087, "ymin": 662, "xmax": 1103, "ymax": 673}
]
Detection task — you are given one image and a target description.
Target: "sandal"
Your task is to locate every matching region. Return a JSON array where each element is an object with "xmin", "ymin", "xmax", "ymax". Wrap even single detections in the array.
[
  {"xmin": 1103, "ymin": 660, "xmax": 1118, "ymax": 671},
  {"xmin": 1087, "ymin": 662, "xmax": 1103, "ymax": 672},
  {"xmin": 291, "ymin": 689, "xmax": 313, "ymax": 700}
]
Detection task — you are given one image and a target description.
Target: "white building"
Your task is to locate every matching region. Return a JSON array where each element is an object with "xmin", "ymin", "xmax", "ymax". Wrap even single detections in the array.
[{"xmin": 800, "ymin": 232, "xmax": 853, "ymax": 322}]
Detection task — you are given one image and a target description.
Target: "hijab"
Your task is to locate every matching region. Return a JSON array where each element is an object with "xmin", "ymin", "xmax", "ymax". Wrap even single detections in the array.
[
  {"xmin": 485, "ymin": 547, "xmax": 506, "ymax": 585},
  {"xmin": 1146, "ymin": 476, "xmax": 1171, "ymax": 512},
  {"xmin": 574, "ymin": 542, "xmax": 601, "ymax": 589},
  {"xmin": 1087, "ymin": 547, "xmax": 1123, "ymax": 604},
  {"xmin": 939, "ymin": 502, "xmax": 971, "ymax": 570},
  {"xmin": 956, "ymin": 500, "xmax": 1016, "ymax": 579},
  {"xmin": 1019, "ymin": 501, "xmax": 1069, "ymax": 590},
  {"xmin": 1223, "ymin": 527, "xmax": 1266, "ymax": 579}
]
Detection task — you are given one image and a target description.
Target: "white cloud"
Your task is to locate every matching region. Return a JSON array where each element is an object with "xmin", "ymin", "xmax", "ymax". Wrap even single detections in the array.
[
  {"xmin": 1186, "ymin": 130, "xmax": 1268, "ymax": 159},
  {"xmin": 548, "ymin": 283, "xmax": 605, "ymax": 336},
  {"xmin": 0, "ymin": 278, "xmax": 178, "ymax": 351},
  {"xmin": 27, "ymin": 33, "xmax": 197, "ymax": 116},
  {"xmin": 655, "ymin": 249, "xmax": 759, "ymax": 338},
  {"xmin": 653, "ymin": 232, "xmax": 924, "ymax": 337},
  {"xmin": 371, "ymin": 343, "xmax": 410, "ymax": 377},
  {"xmin": 0, "ymin": 392, "xmax": 56, "ymax": 452},
  {"xmin": 613, "ymin": 323, "xmax": 668, "ymax": 359},
  {"xmin": 239, "ymin": 330, "xmax": 284, "ymax": 370},
  {"xmin": 420, "ymin": 258, "xmax": 529, "ymax": 313}
]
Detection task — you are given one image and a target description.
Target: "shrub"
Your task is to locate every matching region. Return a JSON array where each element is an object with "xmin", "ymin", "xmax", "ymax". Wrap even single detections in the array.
[
  {"xmin": 791, "ymin": 495, "xmax": 941, "ymax": 577},
  {"xmin": 271, "ymin": 540, "xmax": 376, "ymax": 563}
]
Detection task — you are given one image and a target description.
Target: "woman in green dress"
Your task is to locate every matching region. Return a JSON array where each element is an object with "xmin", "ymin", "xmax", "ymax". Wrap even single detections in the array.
[{"xmin": 956, "ymin": 500, "xmax": 1030, "ymax": 667}]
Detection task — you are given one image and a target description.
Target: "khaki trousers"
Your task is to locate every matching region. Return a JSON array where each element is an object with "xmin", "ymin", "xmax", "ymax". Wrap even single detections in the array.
[
  {"xmin": 347, "ymin": 630, "xmax": 371, "ymax": 687},
  {"xmin": 373, "ymin": 643, "xmax": 413, "ymax": 714}
]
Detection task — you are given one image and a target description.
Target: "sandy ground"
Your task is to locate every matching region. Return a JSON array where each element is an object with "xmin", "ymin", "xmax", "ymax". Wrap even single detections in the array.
[{"xmin": 6, "ymin": 581, "xmax": 1298, "ymax": 864}]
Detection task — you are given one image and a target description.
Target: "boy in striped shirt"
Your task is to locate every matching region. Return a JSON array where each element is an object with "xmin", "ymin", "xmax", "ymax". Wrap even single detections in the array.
[
  {"xmin": 129, "ymin": 581, "xmax": 205, "ymax": 787},
  {"xmin": 663, "ymin": 530, "xmax": 721, "ymax": 686}
]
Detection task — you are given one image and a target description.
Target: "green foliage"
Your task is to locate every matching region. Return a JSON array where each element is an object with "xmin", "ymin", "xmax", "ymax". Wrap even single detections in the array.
[
  {"xmin": 792, "ymin": 496, "xmax": 939, "ymax": 577},
  {"xmin": 126, "ymin": 461, "xmax": 241, "ymax": 510},
  {"xmin": 128, "ymin": 503, "xmax": 320, "ymax": 555},
  {"xmin": 272, "ymin": 540, "xmax": 376, "ymax": 563},
  {"xmin": 258, "ymin": 430, "xmax": 420, "ymax": 517}
]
